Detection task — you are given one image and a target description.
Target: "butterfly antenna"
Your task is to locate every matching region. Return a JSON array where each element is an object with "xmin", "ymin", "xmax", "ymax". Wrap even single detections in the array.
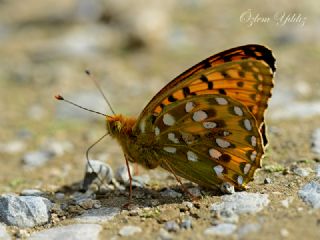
[
  {"xmin": 85, "ymin": 70, "xmax": 116, "ymax": 115},
  {"xmin": 86, "ymin": 132, "xmax": 109, "ymax": 184},
  {"xmin": 54, "ymin": 95, "xmax": 109, "ymax": 117}
]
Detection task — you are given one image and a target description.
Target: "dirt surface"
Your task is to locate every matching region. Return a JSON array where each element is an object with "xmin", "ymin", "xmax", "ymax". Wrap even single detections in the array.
[{"xmin": 0, "ymin": 1, "xmax": 320, "ymax": 239}]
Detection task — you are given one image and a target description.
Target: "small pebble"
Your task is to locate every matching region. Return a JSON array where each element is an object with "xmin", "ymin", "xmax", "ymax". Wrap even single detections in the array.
[
  {"xmin": 280, "ymin": 228, "xmax": 289, "ymax": 237},
  {"xmin": 78, "ymin": 199, "xmax": 100, "ymax": 210},
  {"xmin": 164, "ymin": 221, "xmax": 179, "ymax": 232},
  {"xmin": 75, "ymin": 207, "xmax": 120, "ymax": 224},
  {"xmin": 22, "ymin": 150, "xmax": 54, "ymax": 167},
  {"xmin": 41, "ymin": 139, "xmax": 73, "ymax": 157},
  {"xmin": 293, "ymin": 167, "xmax": 310, "ymax": 177},
  {"xmin": 298, "ymin": 181, "xmax": 320, "ymax": 208},
  {"xmin": 0, "ymin": 140, "xmax": 26, "ymax": 154},
  {"xmin": 182, "ymin": 201, "xmax": 194, "ymax": 209},
  {"xmin": 119, "ymin": 225, "xmax": 142, "ymax": 236},
  {"xmin": 93, "ymin": 201, "xmax": 102, "ymax": 209},
  {"xmin": 82, "ymin": 160, "xmax": 114, "ymax": 191},
  {"xmin": 55, "ymin": 192, "xmax": 65, "ymax": 200},
  {"xmin": 0, "ymin": 223, "xmax": 11, "ymax": 240},
  {"xmin": 220, "ymin": 182, "xmax": 235, "ymax": 194},
  {"xmin": 315, "ymin": 165, "xmax": 320, "ymax": 178},
  {"xmin": 264, "ymin": 178, "xmax": 272, "ymax": 184},
  {"xmin": 187, "ymin": 187, "xmax": 202, "ymax": 197},
  {"xmin": 212, "ymin": 209, "xmax": 239, "ymax": 224},
  {"xmin": 132, "ymin": 174, "xmax": 150, "ymax": 187},
  {"xmin": 20, "ymin": 189, "xmax": 44, "ymax": 196},
  {"xmin": 311, "ymin": 128, "xmax": 320, "ymax": 155},
  {"xmin": 204, "ymin": 223, "xmax": 237, "ymax": 236},
  {"xmin": 281, "ymin": 197, "xmax": 294, "ymax": 208},
  {"xmin": 115, "ymin": 165, "xmax": 134, "ymax": 184},
  {"xmin": 160, "ymin": 189, "xmax": 182, "ymax": 198},
  {"xmin": 180, "ymin": 218, "xmax": 192, "ymax": 229},
  {"xmin": 16, "ymin": 129, "xmax": 33, "ymax": 139},
  {"xmin": 211, "ymin": 192, "xmax": 270, "ymax": 214},
  {"xmin": 28, "ymin": 224, "xmax": 102, "ymax": 240}
]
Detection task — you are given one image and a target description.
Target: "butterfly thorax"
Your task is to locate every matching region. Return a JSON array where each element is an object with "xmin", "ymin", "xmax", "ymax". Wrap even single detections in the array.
[{"xmin": 106, "ymin": 115, "xmax": 161, "ymax": 169}]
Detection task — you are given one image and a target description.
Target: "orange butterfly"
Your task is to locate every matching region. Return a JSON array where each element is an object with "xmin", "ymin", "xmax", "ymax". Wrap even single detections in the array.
[{"xmin": 57, "ymin": 44, "xmax": 275, "ymax": 198}]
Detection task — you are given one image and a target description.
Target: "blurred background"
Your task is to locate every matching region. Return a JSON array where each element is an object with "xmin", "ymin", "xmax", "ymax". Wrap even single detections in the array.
[{"xmin": 0, "ymin": 0, "xmax": 319, "ymax": 193}]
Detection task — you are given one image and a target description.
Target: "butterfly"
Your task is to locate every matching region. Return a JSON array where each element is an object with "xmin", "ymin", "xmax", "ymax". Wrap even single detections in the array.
[{"xmin": 57, "ymin": 44, "xmax": 275, "ymax": 197}]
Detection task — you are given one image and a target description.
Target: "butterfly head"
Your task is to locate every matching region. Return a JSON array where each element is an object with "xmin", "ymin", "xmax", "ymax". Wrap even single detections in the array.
[{"xmin": 106, "ymin": 115, "xmax": 136, "ymax": 138}]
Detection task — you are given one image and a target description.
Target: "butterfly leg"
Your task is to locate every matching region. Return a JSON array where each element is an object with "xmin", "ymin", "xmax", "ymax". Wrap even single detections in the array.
[
  {"xmin": 121, "ymin": 154, "xmax": 134, "ymax": 209},
  {"xmin": 161, "ymin": 159, "xmax": 199, "ymax": 201},
  {"xmin": 124, "ymin": 154, "xmax": 133, "ymax": 201}
]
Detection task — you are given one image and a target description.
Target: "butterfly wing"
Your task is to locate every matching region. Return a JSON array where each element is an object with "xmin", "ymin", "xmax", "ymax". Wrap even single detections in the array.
[
  {"xmin": 136, "ymin": 44, "xmax": 275, "ymax": 132},
  {"xmin": 131, "ymin": 45, "xmax": 275, "ymax": 189},
  {"xmin": 139, "ymin": 94, "xmax": 263, "ymax": 189}
]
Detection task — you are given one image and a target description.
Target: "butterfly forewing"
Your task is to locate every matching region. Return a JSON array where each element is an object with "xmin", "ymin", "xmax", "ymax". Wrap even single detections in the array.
[
  {"xmin": 155, "ymin": 60, "xmax": 273, "ymax": 127},
  {"xmin": 146, "ymin": 95, "xmax": 263, "ymax": 189},
  {"xmin": 136, "ymin": 44, "xmax": 275, "ymax": 131}
]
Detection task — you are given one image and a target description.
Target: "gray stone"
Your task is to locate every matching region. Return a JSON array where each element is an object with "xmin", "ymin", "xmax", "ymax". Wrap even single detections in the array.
[
  {"xmin": 119, "ymin": 225, "xmax": 142, "ymax": 236},
  {"xmin": 55, "ymin": 192, "xmax": 65, "ymax": 200},
  {"xmin": 22, "ymin": 150, "xmax": 54, "ymax": 167},
  {"xmin": 82, "ymin": 160, "xmax": 113, "ymax": 191},
  {"xmin": 115, "ymin": 164, "xmax": 134, "ymax": 184},
  {"xmin": 0, "ymin": 223, "xmax": 11, "ymax": 240},
  {"xmin": 293, "ymin": 167, "xmax": 310, "ymax": 177},
  {"xmin": 28, "ymin": 224, "xmax": 102, "ymax": 240},
  {"xmin": 132, "ymin": 174, "xmax": 150, "ymax": 187},
  {"xmin": 182, "ymin": 201, "xmax": 194, "ymax": 209},
  {"xmin": 220, "ymin": 182, "xmax": 235, "ymax": 194},
  {"xmin": 160, "ymin": 189, "xmax": 182, "ymax": 198},
  {"xmin": 180, "ymin": 218, "xmax": 192, "ymax": 229},
  {"xmin": 298, "ymin": 181, "xmax": 320, "ymax": 208},
  {"xmin": 212, "ymin": 209, "xmax": 239, "ymax": 224},
  {"xmin": 187, "ymin": 187, "xmax": 202, "ymax": 197},
  {"xmin": 41, "ymin": 139, "xmax": 73, "ymax": 157},
  {"xmin": 312, "ymin": 128, "xmax": 320, "ymax": 155},
  {"xmin": 76, "ymin": 198, "xmax": 101, "ymax": 210},
  {"xmin": 164, "ymin": 220, "xmax": 179, "ymax": 232},
  {"xmin": 20, "ymin": 189, "xmax": 44, "ymax": 197},
  {"xmin": 264, "ymin": 178, "xmax": 272, "ymax": 184},
  {"xmin": 204, "ymin": 223, "xmax": 237, "ymax": 236},
  {"xmin": 0, "ymin": 140, "xmax": 26, "ymax": 154},
  {"xmin": 0, "ymin": 194, "xmax": 52, "ymax": 228},
  {"xmin": 237, "ymin": 223, "xmax": 261, "ymax": 237},
  {"xmin": 280, "ymin": 228, "xmax": 290, "ymax": 238},
  {"xmin": 211, "ymin": 192, "xmax": 269, "ymax": 215},
  {"xmin": 74, "ymin": 207, "xmax": 120, "ymax": 223},
  {"xmin": 315, "ymin": 165, "xmax": 320, "ymax": 178},
  {"xmin": 281, "ymin": 197, "xmax": 294, "ymax": 208}
]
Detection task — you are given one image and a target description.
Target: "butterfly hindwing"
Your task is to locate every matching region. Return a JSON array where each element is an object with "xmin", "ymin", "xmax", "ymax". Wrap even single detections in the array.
[{"xmin": 143, "ymin": 94, "xmax": 263, "ymax": 189}]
